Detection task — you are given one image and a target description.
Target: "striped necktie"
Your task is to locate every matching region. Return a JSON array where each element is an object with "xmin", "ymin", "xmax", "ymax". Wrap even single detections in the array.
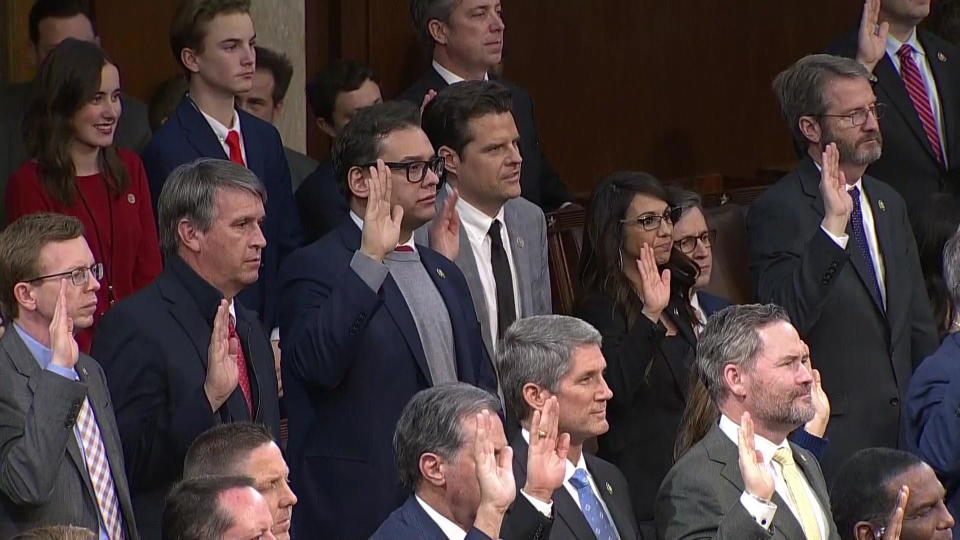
[
  {"xmin": 76, "ymin": 398, "xmax": 125, "ymax": 539},
  {"xmin": 897, "ymin": 44, "xmax": 944, "ymax": 166}
]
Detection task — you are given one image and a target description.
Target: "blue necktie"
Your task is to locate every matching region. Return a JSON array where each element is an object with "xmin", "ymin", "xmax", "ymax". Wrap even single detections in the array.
[
  {"xmin": 848, "ymin": 186, "xmax": 884, "ymax": 309},
  {"xmin": 569, "ymin": 468, "xmax": 618, "ymax": 540}
]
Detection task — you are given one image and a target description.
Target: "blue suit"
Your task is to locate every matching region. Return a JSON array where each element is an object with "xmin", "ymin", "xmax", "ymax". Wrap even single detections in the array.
[
  {"xmin": 141, "ymin": 96, "xmax": 303, "ymax": 329},
  {"xmin": 697, "ymin": 291, "xmax": 731, "ymax": 318},
  {"xmin": 370, "ymin": 496, "xmax": 495, "ymax": 540},
  {"xmin": 279, "ymin": 219, "xmax": 497, "ymax": 540}
]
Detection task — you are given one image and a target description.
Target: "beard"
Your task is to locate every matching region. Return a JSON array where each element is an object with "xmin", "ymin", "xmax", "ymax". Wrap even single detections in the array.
[
  {"xmin": 747, "ymin": 378, "xmax": 815, "ymax": 431},
  {"xmin": 822, "ymin": 124, "xmax": 883, "ymax": 167}
]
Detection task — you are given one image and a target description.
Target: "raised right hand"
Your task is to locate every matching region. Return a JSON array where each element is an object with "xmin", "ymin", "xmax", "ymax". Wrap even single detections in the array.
[
  {"xmin": 855, "ymin": 0, "xmax": 889, "ymax": 72},
  {"xmin": 204, "ymin": 300, "xmax": 239, "ymax": 411},
  {"xmin": 881, "ymin": 485, "xmax": 909, "ymax": 539},
  {"xmin": 360, "ymin": 159, "xmax": 404, "ymax": 263},
  {"xmin": 637, "ymin": 243, "xmax": 671, "ymax": 322},
  {"xmin": 738, "ymin": 412, "xmax": 775, "ymax": 501},
  {"xmin": 819, "ymin": 142, "xmax": 853, "ymax": 237},
  {"xmin": 524, "ymin": 396, "xmax": 570, "ymax": 503},
  {"xmin": 49, "ymin": 279, "xmax": 79, "ymax": 369}
]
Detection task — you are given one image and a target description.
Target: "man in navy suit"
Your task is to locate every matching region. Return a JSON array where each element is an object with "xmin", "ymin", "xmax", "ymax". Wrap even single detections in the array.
[
  {"xmin": 140, "ymin": 0, "xmax": 302, "ymax": 331},
  {"xmin": 670, "ymin": 187, "xmax": 731, "ymax": 325},
  {"xmin": 279, "ymin": 101, "xmax": 497, "ymax": 539}
]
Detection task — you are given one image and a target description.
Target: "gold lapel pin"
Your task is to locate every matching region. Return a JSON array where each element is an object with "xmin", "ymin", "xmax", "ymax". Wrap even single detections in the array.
[
  {"xmin": 127, "ymin": 193, "xmax": 136, "ymax": 204},
  {"xmin": 939, "ymin": 51, "xmax": 948, "ymax": 62},
  {"xmin": 605, "ymin": 482, "xmax": 613, "ymax": 495},
  {"xmin": 878, "ymin": 200, "xmax": 886, "ymax": 211},
  {"xmin": 436, "ymin": 268, "xmax": 446, "ymax": 279}
]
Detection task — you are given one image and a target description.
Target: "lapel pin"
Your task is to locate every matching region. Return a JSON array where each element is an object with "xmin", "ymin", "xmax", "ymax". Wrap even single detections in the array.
[
  {"xmin": 878, "ymin": 200, "xmax": 886, "ymax": 211},
  {"xmin": 516, "ymin": 237, "xmax": 525, "ymax": 249},
  {"xmin": 605, "ymin": 482, "xmax": 613, "ymax": 495},
  {"xmin": 127, "ymin": 193, "xmax": 136, "ymax": 204},
  {"xmin": 939, "ymin": 51, "xmax": 948, "ymax": 62},
  {"xmin": 436, "ymin": 268, "xmax": 446, "ymax": 279}
]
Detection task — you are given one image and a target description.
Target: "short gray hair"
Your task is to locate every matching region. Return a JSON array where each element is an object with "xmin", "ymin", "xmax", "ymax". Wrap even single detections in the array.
[
  {"xmin": 667, "ymin": 186, "xmax": 703, "ymax": 213},
  {"xmin": 393, "ymin": 383, "xmax": 500, "ymax": 491},
  {"xmin": 772, "ymin": 54, "xmax": 874, "ymax": 147},
  {"xmin": 697, "ymin": 303, "xmax": 791, "ymax": 403},
  {"xmin": 497, "ymin": 315, "xmax": 603, "ymax": 424},
  {"xmin": 943, "ymin": 225, "xmax": 960, "ymax": 310},
  {"xmin": 409, "ymin": 0, "xmax": 461, "ymax": 52},
  {"xmin": 157, "ymin": 158, "xmax": 267, "ymax": 256}
]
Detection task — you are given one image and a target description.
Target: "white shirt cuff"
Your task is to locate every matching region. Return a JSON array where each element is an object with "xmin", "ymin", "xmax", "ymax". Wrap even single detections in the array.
[
  {"xmin": 739, "ymin": 491, "xmax": 776, "ymax": 531},
  {"xmin": 520, "ymin": 489, "xmax": 553, "ymax": 517},
  {"xmin": 820, "ymin": 225, "xmax": 849, "ymax": 249}
]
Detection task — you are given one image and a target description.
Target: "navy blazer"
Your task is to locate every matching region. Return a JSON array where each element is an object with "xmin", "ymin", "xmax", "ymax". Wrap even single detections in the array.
[
  {"xmin": 697, "ymin": 291, "xmax": 731, "ymax": 318},
  {"xmin": 295, "ymin": 159, "xmax": 348, "ymax": 244},
  {"xmin": 140, "ymin": 96, "xmax": 303, "ymax": 329},
  {"xmin": 370, "ymin": 496, "xmax": 494, "ymax": 540},
  {"xmin": 279, "ymin": 218, "xmax": 496, "ymax": 540}
]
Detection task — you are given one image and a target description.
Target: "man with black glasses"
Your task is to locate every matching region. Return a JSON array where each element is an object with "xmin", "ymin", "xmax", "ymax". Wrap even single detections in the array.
[
  {"xmin": 669, "ymin": 187, "xmax": 728, "ymax": 327},
  {"xmin": 278, "ymin": 101, "xmax": 496, "ymax": 539}
]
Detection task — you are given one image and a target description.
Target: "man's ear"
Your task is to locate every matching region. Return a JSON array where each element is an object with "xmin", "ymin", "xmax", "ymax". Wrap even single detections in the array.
[
  {"xmin": 177, "ymin": 218, "xmax": 203, "ymax": 254},
  {"xmin": 799, "ymin": 115, "xmax": 822, "ymax": 145},
  {"xmin": 438, "ymin": 146, "xmax": 459, "ymax": 175},
  {"xmin": 521, "ymin": 382, "xmax": 549, "ymax": 418},
  {"xmin": 346, "ymin": 166, "xmax": 370, "ymax": 200},
  {"xmin": 418, "ymin": 452, "xmax": 446, "ymax": 487},
  {"xmin": 722, "ymin": 363, "xmax": 747, "ymax": 399},
  {"xmin": 853, "ymin": 521, "xmax": 878, "ymax": 540},
  {"xmin": 180, "ymin": 47, "xmax": 201, "ymax": 75},
  {"xmin": 12, "ymin": 282, "xmax": 38, "ymax": 314},
  {"xmin": 427, "ymin": 18, "xmax": 449, "ymax": 46},
  {"xmin": 316, "ymin": 117, "xmax": 337, "ymax": 138}
]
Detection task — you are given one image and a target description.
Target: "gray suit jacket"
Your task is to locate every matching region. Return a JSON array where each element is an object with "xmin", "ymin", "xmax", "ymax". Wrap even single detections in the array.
[
  {"xmin": 417, "ymin": 190, "xmax": 551, "ymax": 358},
  {"xmin": 284, "ymin": 146, "xmax": 318, "ymax": 193},
  {"xmin": 0, "ymin": 326, "xmax": 138, "ymax": 538},
  {"xmin": 655, "ymin": 424, "xmax": 839, "ymax": 540}
]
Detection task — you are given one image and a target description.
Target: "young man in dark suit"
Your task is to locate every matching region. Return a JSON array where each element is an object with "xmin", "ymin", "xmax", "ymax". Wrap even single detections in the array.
[
  {"xmin": 279, "ymin": 101, "xmax": 497, "ymax": 539},
  {"xmin": 0, "ymin": 213, "xmax": 138, "ymax": 539},
  {"xmin": 92, "ymin": 159, "xmax": 281, "ymax": 540}
]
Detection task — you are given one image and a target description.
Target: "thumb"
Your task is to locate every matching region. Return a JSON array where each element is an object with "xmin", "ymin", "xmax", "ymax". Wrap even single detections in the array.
[
  {"xmin": 391, "ymin": 204, "xmax": 404, "ymax": 226},
  {"xmin": 661, "ymin": 268, "xmax": 671, "ymax": 288},
  {"xmin": 228, "ymin": 335, "xmax": 240, "ymax": 360}
]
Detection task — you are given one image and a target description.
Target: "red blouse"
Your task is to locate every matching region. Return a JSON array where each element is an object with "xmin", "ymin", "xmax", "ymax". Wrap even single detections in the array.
[{"xmin": 6, "ymin": 148, "xmax": 162, "ymax": 351}]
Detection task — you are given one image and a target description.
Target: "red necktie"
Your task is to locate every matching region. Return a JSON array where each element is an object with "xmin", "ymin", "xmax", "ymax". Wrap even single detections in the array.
[
  {"xmin": 228, "ymin": 314, "xmax": 254, "ymax": 416},
  {"xmin": 225, "ymin": 130, "xmax": 246, "ymax": 166},
  {"xmin": 394, "ymin": 245, "xmax": 414, "ymax": 252},
  {"xmin": 897, "ymin": 44, "xmax": 944, "ymax": 166}
]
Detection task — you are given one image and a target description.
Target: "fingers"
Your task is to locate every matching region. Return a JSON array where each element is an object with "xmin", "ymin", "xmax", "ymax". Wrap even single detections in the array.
[
  {"xmin": 812, "ymin": 368, "xmax": 822, "ymax": 387},
  {"xmin": 660, "ymin": 268, "xmax": 671, "ymax": 291},
  {"xmin": 497, "ymin": 443, "xmax": 513, "ymax": 473},
  {"xmin": 739, "ymin": 411, "xmax": 757, "ymax": 459},
  {"xmin": 367, "ymin": 164, "xmax": 382, "ymax": 215},
  {"xmin": 556, "ymin": 433, "xmax": 571, "ymax": 462},
  {"xmin": 544, "ymin": 396, "xmax": 559, "ymax": 443},
  {"xmin": 378, "ymin": 159, "xmax": 392, "ymax": 205},
  {"xmin": 884, "ymin": 485, "xmax": 908, "ymax": 539}
]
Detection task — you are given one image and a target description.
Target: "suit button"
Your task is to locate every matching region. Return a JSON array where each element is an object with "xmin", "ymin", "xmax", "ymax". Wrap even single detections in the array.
[
  {"xmin": 358, "ymin": 312, "xmax": 367, "ymax": 322},
  {"xmin": 890, "ymin": 397, "xmax": 900, "ymax": 407}
]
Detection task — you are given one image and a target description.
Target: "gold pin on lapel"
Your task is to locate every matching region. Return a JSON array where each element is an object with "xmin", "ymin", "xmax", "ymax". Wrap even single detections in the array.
[
  {"xmin": 878, "ymin": 200, "xmax": 886, "ymax": 211},
  {"xmin": 436, "ymin": 268, "xmax": 446, "ymax": 279},
  {"xmin": 605, "ymin": 482, "xmax": 613, "ymax": 495},
  {"xmin": 939, "ymin": 51, "xmax": 948, "ymax": 62}
]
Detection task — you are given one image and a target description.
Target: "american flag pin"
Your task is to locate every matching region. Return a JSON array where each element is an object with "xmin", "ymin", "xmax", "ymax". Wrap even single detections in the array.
[
  {"xmin": 939, "ymin": 51, "xmax": 948, "ymax": 62},
  {"xmin": 436, "ymin": 268, "xmax": 446, "ymax": 279},
  {"xmin": 879, "ymin": 200, "xmax": 886, "ymax": 211}
]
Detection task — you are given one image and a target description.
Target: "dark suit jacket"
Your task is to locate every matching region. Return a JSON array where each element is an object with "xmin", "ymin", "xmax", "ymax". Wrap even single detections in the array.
[
  {"xmin": 697, "ymin": 291, "xmax": 731, "ymax": 318},
  {"xmin": 284, "ymin": 146, "xmax": 318, "ymax": 193},
  {"xmin": 502, "ymin": 436, "xmax": 638, "ymax": 540},
  {"xmin": 826, "ymin": 29, "xmax": 960, "ymax": 211},
  {"xmin": 91, "ymin": 255, "xmax": 281, "ymax": 539},
  {"xmin": 398, "ymin": 67, "xmax": 571, "ymax": 210},
  {"xmin": 747, "ymin": 156, "xmax": 938, "ymax": 478},
  {"xmin": 0, "ymin": 327, "xmax": 138, "ymax": 539},
  {"xmin": 279, "ymin": 219, "xmax": 497, "ymax": 539},
  {"xmin": 295, "ymin": 159, "xmax": 348, "ymax": 244},
  {"xmin": 656, "ymin": 424, "xmax": 840, "ymax": 540},
  {"xmin": 371, "ymin": 494, "xmax": 551, "ymax": 540},
  {"xmin": 140, "ymin": 96, "xmax": 304, "ymax": 329}
]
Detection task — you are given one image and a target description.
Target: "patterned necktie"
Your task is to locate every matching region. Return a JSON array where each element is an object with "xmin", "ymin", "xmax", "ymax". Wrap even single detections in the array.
[
  {"xmin": 897, "ymin": 44, "xmax": 944, "ymax": 165},
  {"xmin": 772, "ymin": 447, "xmax": 822, "ymax": 540},
  {"xmin": 76, "ymin": 398, "xmax": 125, "ymax": 539},
  {"xmin": 569, "ymin": 468, "xmax": 618, "ymax": 540},
  {"xmin": 487, "ymin": 220, "xmax": 516, "ymax": 337},
  {"xmin": 225, "ymin": 130, "xmax": 246, "ymax": 166},
  {"xmin": 848, "ymin": 186, "xmax": 884, "ymax": 308},
  {"xmin": 228, "ymin": 314, "xmax": 253, "ymax": 416}
]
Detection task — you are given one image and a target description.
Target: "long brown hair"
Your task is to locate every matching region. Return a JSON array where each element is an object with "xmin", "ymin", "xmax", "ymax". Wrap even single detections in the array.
[
  {"xmin": 23, "ymin": 37, "xmax": 129, "ymax": 206},
  {"xmin": 673, "ymin": 367, "xmax": 719, "ymax": 460}
]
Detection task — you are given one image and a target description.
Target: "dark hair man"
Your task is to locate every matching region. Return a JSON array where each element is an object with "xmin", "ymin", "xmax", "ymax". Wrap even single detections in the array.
[{"xmin": 162, "ymin": 476, "xmax": 274, "ymax": 540}]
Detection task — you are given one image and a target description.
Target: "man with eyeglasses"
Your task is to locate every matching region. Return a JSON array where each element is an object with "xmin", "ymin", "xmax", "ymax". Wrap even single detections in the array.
[
  {"xmin": 0, "ymin": 212, "xmax": 138, "ymax": 539},
  {"xmin": 669, "ymin": 187, "xmax": 727, "ymax": 329},
  {"xmin": 278, "ymin": 101, "xmax": 496, "ymax": 539},
  {"xmin": 747, "ymin": 53, "xmax": 938, "ymax": 480}
]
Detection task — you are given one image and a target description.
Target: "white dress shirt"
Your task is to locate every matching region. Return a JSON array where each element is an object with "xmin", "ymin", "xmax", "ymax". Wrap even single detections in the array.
[
  {"xmin": 885, "ymin": 30, "xmax": 947, "ymax": 166},
  {"xmin": 416, "ymin": 495, "xmax": 468, "ymax": 540},
  {"xmin": 433, "ymin": 60, "xmax": 489, "ymax": 85},
  {"xmin": 718, "ymin": 415, "xmax": 829, "ymax": 536},
  {"xmin": 195, "ymin": 100, "xmax": 248, "ymax": 166},
  {"xmin": 690, "ymin": 292, "xmax": 707, "ymax": 333}
]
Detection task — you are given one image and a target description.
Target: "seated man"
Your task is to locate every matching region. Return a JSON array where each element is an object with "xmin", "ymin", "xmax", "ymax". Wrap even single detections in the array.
[
  {"xmin": 162, "ymin": 476, "xmax": 274, "ymax": 540},
  {"xmin": 92, "ymin": 159, "xmax": 281, "ymax": 538},
  {"xmin": 832, "ymin": 448, "xmax": 952, "ymax": 540},
  {"xmin": 372, "ymin": 382, "xmax": 562, "ymax": 539},
  {"xmin": 183, "ymin": 423, "xmax": 297, "ymax": 540},
  {"xmin": 11, "ymin": 526, "xmax": 96, "ymax": 540},
  {"xmin": 498, "ymin": 315, "xmax": 641, "ymax": 540},
  {"xmin": 279, "ymin": 101, "xmax": 496, "ymax": 539},
  {"xmin": 668, "ymin": 187, "xmax": 729, "ymax": 323},
  {"xmin": 0, "ymin": 213, "xmax": 137, "ymax": 539},
  {"xmin": 656, "ymin": 303, "xmax": 841, "ymax": 540}
]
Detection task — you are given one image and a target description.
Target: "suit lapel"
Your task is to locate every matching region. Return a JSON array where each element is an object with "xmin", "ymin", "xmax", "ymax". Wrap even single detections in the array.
[
  {"xmin": 455, "ymin": 226, "xmax": 494, "ymax": 360},
  {"xmin": 422, "ymin": 249, "xmax": 479, "ymax": 382},
  {"xmin": 176, "ymin": 97, "xmax": 230, "ymax": 161},
  {"xmin": 238, "ymin": 111, "xmax": 266, "ymax": 177},
  {"xmin": 586, "ymin": 455, "xmax": 636, "ymax": 539},
  {"xmin": 157, "ymin": 269, "xmax": 216, "ymax": 376},
  {"xmin": 875, "ymin": 54, "xmax": 941, "ymax": 163},
  {"xmin": 505, "ymin": 200, "xmax": 534, "ymax": 318},
  {"xmin": 920, "ymin": 31, "xmax": 958, "ymax": 164},
  {"xmin": 865, "ymin": 180, "xmax": 900, "ymax": 323}
]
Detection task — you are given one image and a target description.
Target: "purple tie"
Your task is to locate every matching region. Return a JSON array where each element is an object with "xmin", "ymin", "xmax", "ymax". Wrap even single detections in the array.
[{"xmin": 848, "ymin": 186, "xmax": 883, "ymax": 309}]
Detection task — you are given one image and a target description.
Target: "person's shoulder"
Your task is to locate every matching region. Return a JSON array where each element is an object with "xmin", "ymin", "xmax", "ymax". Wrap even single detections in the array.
[
  {"xmin": 7, "ymin": 159, "xmax": 40, "ymax": 183},
  {"xmin": 115, "ymin": 146, "xmax": 145, "ymax": 168},
  {"xmin": 920, "ymin": 28, "xmax": 960, "ymax": 57},
  {"xmin": 862, "ymin": 174, "xmax": 908, "ymax": 210},
  {"xmin": 913, "ymin": 334, "xmax": 959, "ymax": 377},
  {"xmin": 238, "ymin": 108, "xmax": 281, "ymax": 141},
  {"xmin": 505, "ymin": 195, "xmax": 545, "ymax": 219}
]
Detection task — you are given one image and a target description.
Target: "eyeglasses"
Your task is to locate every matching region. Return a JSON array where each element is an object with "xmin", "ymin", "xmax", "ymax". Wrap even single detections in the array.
[
  {"xmin": 674, "ymin": 229, "xmax": 717, "ymax": 254},
  {"xmin": 620, "ymin": 206, "xmax": 683, "ymax": 231},
  {"xmin": 27, "ymin": 263, "xmax": 103, "ymax": 287},
  {"xmin": 360, "ymin": 156, "xmax": 445, "ymax": 185},
  {"xmin": 814, "ymin": 102, "xmax": 886, "ymax": 128}
]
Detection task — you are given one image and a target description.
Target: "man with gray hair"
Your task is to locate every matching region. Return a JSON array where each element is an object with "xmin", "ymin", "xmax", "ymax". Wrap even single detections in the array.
[
  {"xmin": 656, "ymin": 304, "xmax": 841, "ymax": 540},
  {"xmin": 747, "ymin": 53, "xmax": 937, "ymax": 479},
  {"xmin": 92, "ymin": 158, "xmax": 281, "ymax": 539},
  {"xmin": 497, "ymin": 315, "xmax": 641, "ymax": 540}
]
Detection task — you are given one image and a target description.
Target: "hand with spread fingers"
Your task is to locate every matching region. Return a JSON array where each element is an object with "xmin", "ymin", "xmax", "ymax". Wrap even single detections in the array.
[
  {"xmin": 819, "ymin": 142, "xmax": 854, "ymax": 237},
  {"xmin": 636, "ymin": 243, "xmax": 671, "ymax": 323},
  {"xmin": 419, "ymin": 89, "xmax": 438, "ymax": 116},
  {"xmin": 360, "ymin": 159, "xmax": 404, "ymax": 263},
  {"xmin": 49, "ymin": 279, "xmax": 79, "ymax": 369},
  {"xmin": 473, "ymin": 409, "xmax": 515, "ymax": 538},
  {"xmin": 429, "ymin": 187, "xmax": 461, "ymax": 261},
  {"xmin": 879, "ymin": 485, "xmax": 909, "ymax": 539},
  {"xmin": 524, "ymin": 396, "xmax": 571, "ymax": 503},
  {"xmin": 856, "ymin": 0, "xmax": 889, "ymax": 72},
  {"xmin": 204, "ymin": 299, "xmax": 240, "ymax": 412},
  {"xmin": 738, "ymin": 412, "xmax": 775, "ymax": 502}
]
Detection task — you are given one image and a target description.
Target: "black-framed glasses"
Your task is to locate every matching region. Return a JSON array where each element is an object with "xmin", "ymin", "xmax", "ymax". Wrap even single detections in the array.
[
  {"xmin": 27, "ymin": 263, "xmax": 103, "ymax": 287},
  {"xmin": 674, "ymin": 229, "xmax": 717, "ymax": 254},
  {"xmin": 620, "ymin": 206, "xmax": 683, "ymax": 231},
  {"xmin": 360, "ymin": 156, "xmax": 445, "ymax": 185},
  {"xmin": 813, "ymin": 102, "xmax": 886, "ymax": 128}
]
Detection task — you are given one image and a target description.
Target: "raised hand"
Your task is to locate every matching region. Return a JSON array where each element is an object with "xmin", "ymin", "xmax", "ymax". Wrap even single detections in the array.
[
  {"xmin": 637, "ymin": 243, "xmax": 671, "ymax": 322},
  {"xmin": 204, "ymin": 300, "xmax": 240, "ymax": 412},
  {"xmin": 419, "ymin": 89, "xmax": 438, "ymax": 116},
  {"xmin": 472, "ymin": 409, "xmax": 515, "ymax": 539},
  {"xmin": 524, "ymin": 396, "xmax": 570, "ymax": 503},
  {"xmin": 880, "ymin": 485, "xmax": 909, "ymax": 540},
  {"xmin": 819, "ymin": 142, "xmax": 853, "ymax": 237},
  {"xmin": 49, "ymin": 279, "xmax": 79, "ymax": 369},
  {"xmin": 738, "ymin": 412, "xmax": 775, "ymax": 501},
  {"xmin": 856, "ymin": 0, "xmax": 889, "ymax": 72},
  {"xmin": 805, "ymin": 368, "xmax": 831, "ymax": 438},
  {"xmin": 429, "ymin": 187, "xmax": 461, "ymax": 261},
  {"xmin": 360, "ymin": 160, "xmax": 404, "ymax": 263}
]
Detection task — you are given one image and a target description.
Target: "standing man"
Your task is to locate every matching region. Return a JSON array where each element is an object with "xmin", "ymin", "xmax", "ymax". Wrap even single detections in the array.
[
  {"xmin": 0, "ymin": 213, "xmax": 137, "ymax": 539},
  {"xmin": 420, "ymin": 80, "xmax": 551, "ymax": 359},
  {"xmin": 748, "ymin": 54, "xmax": 938, "ymax": 478},
  {"xmin": 401, "ymin": 0, "xmax": 572, "ymax": 211},
  {"xmin": 669, "ymin": 188, "xmax": 729, "ymax": 324},
  {"xmin": 92, "ymin": 159, "xmax": 281, "ymax": 539}
]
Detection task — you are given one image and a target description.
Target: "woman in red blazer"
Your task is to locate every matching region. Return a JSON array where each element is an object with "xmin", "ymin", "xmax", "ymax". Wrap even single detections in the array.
[{"xmin": 6, "ymin": 38, "xmax": 161, "ymax": 351}]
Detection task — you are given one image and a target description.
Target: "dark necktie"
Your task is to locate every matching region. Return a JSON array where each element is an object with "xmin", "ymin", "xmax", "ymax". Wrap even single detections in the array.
[
  {"xmin": 848, "ymin": 186, "xmax": 884, "ymax": 308},
  {"xmin": 897, "ymin": 44, "xmax": 944, "ymax": 165},
  {"xmin": 488, "ymin": 220, "xmax": 516, "ymax": 337}
]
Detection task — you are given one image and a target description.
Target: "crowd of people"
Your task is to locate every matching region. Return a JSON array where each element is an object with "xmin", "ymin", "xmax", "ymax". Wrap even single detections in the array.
[{"xmin": 2, "ymin": 0, "xmax": 960, "ymax": 539}]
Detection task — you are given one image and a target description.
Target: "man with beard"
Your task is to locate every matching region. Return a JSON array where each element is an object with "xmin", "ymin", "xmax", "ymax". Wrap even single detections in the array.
[
  {"xmin": 747, "ymin": 54, "xmax": 938, "ymax": 480},
  {"xmin": 656, "ymin": 304, "xmax": 842, "ymax": 540}
]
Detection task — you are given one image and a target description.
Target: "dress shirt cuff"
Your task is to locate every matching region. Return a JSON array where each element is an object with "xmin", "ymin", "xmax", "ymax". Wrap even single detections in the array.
[
  {"xmin": 349, "ymin": 251, "xmax": 389, "ymax": 292},
  {"xmin": 820, "ymin": 226, "xmax": 849, "ymax": 249},
  {"xmin": 45, "ymin": 363, "xmax": 79, "ymax": 381},
  {"xmin": 520, "ymin": 489, "xmax": 553, "ymax": 517},
  {"xmin": 270, "ymin": 327, "xmax": 280, "ymax": 342},
  {"xmin": 739, "ymin": 491, "xmax": 777, "ymax": 531}
]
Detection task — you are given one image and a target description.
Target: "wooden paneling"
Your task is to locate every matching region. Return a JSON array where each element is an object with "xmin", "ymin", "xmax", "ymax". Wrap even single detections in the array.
[{"xmin": 2, "ymin": 0, "xmax": 42, "ymax": 83}]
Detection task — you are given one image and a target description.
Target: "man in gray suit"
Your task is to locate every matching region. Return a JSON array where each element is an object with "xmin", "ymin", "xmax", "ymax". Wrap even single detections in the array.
[
  {"xmin": 0, "ymin": 212, "xmax": 138, "ymax": 538},
  {"xmin": 656, "ymin": 304, "xmax": 840, "ymax": 540},
  {"xmin": 420, "ymin": 80, "xmax": 551, "ymax": 360}
]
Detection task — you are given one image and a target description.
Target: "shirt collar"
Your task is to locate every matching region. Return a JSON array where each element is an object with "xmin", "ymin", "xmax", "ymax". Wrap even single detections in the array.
[
  {"xmin": 690, "ymin": 292, "xmax": 705, "ymax": 325},
  {"xmin": 432, "ymin": 60, "xmax": 489, "ymax": 85},
  {"xmin": 453, "ymin": 186, "xmax": 506, "ymax": 246},
  {"xmin": 886, "ymin": 29, "xmax": 924, "ymax": 60},
  {"xmin": 520, "ymin": 427, "xmax": 587, "ymax": 483},
  {"xmin": 194, "ymin": 98, "xmax": 241, "ymax": 141},
  {"xmin": 415, "ymin": 495, "xmax": 467, "ymax": 540},
  {"xmin": 718, "ymin": 414, "xmax": 789, "ymax": 467},
  {"xmin": 348, "ymin": 210, "xmax": 417, "ymax": 251}
]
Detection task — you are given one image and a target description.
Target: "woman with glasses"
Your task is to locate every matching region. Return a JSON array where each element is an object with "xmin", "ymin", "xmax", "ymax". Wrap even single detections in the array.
[
  {"xmin": 574, "ymin": 171, "xmax": 700, "ymax": 534},
  {"xmin": 5, "ymin": 39, "xmax": 161, "ymax": 351}
]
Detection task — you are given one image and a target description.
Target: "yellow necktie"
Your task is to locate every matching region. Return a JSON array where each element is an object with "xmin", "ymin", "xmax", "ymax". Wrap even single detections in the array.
[{"xmin": 772, "ymin": 447, "xmax": 822, "ymax": 540}]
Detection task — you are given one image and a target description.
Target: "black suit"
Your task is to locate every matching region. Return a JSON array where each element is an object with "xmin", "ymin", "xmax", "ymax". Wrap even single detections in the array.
[
  {"xmin": 91, "ymin": 255, "xmax": 281, "ymax": 540},
  {"xmin": 826, "ymin": 29, "xmax": 960, "ymax": 210},
  {"xmin": 398, "ymin": 67, "xmax": 572, "ymax": 210},
  {"xmin": 502, "ymin": 435, "xmax": 639, "ymax": 540},
  {"xmin": 747, "ymin": 156, "xmax": 938, "ymax": 478},
  {"xmin": 294, "ymin": 159, "xmax": 348, "ymax": 244}
]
